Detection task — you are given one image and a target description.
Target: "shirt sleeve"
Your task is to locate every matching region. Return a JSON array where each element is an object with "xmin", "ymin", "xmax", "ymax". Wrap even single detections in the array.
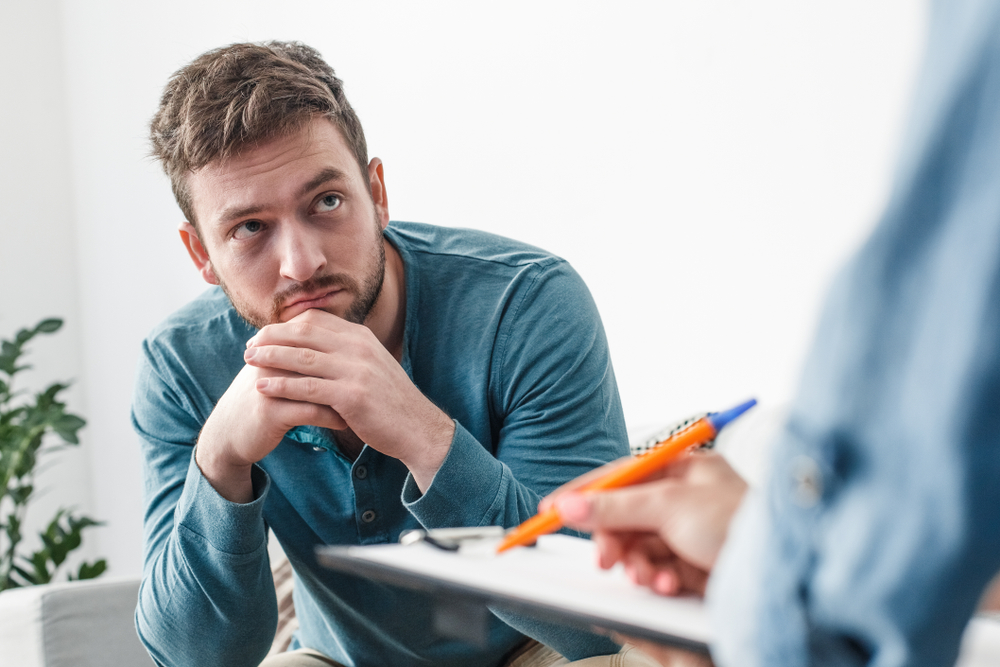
[
  {"xmin": 403, "ymin": 258, "xmax": 629, "ymax": 527},
  {"xmin": 401, "ymin": 258, "xmax": 629, "ymax": 659},
  {"xmin": 132, "ymin": 338, "xmax": 277, "ymax": 667}
]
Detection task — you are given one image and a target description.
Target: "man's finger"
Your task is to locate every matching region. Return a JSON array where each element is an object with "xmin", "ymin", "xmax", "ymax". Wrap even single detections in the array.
[
  {"xmin": 248, "ymin": 309, "xmax": 359, "ymax": 350},
  {"xmin": 268, "ymin": 395, "xmax": 347, "ymax": 432}
]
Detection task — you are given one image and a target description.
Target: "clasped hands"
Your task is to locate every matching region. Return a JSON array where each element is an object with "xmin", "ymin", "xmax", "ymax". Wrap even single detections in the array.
[{"xmin": 195, "ymin": 309, "xmax": 454, "ymax": 503}]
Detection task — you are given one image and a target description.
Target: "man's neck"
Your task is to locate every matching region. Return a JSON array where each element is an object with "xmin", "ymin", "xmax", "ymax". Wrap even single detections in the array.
[{"xmin": 364, "ymin": 239, "xmax": 406, "ymax": 361}]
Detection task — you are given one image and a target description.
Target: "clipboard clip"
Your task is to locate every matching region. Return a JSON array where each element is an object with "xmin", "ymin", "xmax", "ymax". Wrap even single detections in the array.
[{"xmin": 399, "ymin": 526, "xmax": 507, "ymax": 552}]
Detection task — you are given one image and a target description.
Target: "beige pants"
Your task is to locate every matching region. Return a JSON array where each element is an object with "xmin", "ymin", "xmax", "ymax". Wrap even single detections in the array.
[{"xmin": 259, "ymin": 641, "xmax": 663, "ymax": 667}]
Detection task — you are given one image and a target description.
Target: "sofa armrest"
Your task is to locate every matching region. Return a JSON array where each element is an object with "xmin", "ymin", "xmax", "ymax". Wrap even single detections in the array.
[{"xmin": 0, "ymin": 577, "xmax": 151, "ymax": 667}]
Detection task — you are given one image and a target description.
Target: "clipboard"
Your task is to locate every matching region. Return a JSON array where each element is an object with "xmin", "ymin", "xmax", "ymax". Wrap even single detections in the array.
[{"xmin": 316, "ymin": 532, "xmax": 710, "ymax": 654}]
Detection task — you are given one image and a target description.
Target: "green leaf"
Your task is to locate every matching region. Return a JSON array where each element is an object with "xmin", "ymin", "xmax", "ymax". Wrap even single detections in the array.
[
  {"xmin": 9, "ymin": 484, "xmax": 33, "ymax": 504},
  {"xmin": 33, "ymin": 384, "xmax": 68, "ymax": 416},
  {"xmin": 11, "ymin": 562, "xmax": 36, "ymax": 586},
  {"xmin": 73, "ymin": 559, "xmax": 107, "ymax": 581},
  {"xmin": 29, "ymin": 550, "xmax": 51, "ymax": 584},
  {"xmin": 33, "ymin": 319, "xmax": 62, "ymax": 335},
  {"xmin": 67, "ymin": 514, "xmax": 102, "ymax": 532},
  {"xmin": 4, "ymin": 514, "xmax": 21, "ymax": 545},
  {"xmin": 0, "ymin": 341, "xmax": 18, "ymax": 375},
  {"xmin": 52, "ymin": 414, "xmax": 86, "ymax": 444},
  {"xmin": 13, "ymin": 443, "xmax": 39, "ymax": 477},
  {"xmin": 22, "ymin": 511, "xmax": 103, "ymax": 581}
]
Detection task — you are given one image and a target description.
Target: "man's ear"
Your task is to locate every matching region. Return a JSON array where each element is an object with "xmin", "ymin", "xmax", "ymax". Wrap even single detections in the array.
[
  {"xmin": 368, "ymin": 158, "xmax": 390, "ymax": 230},
  {"xmin": 178, "ymin": 221, "xmax": 220, "ymax": 285}
]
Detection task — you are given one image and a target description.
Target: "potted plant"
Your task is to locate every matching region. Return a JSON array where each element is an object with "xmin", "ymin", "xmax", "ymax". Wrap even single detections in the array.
[{"xmin": 0, "ymin": 318, "xmax": 106, "ymax": 591}]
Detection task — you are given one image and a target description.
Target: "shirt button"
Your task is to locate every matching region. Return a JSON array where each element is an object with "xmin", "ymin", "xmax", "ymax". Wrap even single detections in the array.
[
  {"xmin": 313, "ymin": 446, "xmax": 324, "ymax": 452},
  {"xmin": 361, "ymin": 510, "xmax": 377, "ymax": 523},
  {"xmin": 354, "ymin": 465, "xmax": 368, "ymax": 480},
  {"xmin": 790, "ymin": 455, "xmax": 823, "ymax": 507}
]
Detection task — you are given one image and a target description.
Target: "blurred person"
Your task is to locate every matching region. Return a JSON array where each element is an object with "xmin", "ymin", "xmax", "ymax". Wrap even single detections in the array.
[{"xmin": 552, "ymin": 0, "xmax": 1000, "ymax": 664}]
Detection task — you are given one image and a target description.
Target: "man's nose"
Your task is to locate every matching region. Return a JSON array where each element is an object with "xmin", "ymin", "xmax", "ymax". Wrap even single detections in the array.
[{"xmin": 277, "ymin": 222, "xmax": 326, "ymax": 282}]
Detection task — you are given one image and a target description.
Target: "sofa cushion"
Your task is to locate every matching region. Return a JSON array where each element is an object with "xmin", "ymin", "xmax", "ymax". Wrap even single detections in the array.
[{"xmin": 0, "ymin": 577, "xmax": 151, "ymax": 667}]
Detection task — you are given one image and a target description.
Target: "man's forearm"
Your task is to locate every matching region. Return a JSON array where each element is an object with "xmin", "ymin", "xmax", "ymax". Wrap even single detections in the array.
[{"xmin": 138, "ymin": 457, "xmax": 276, "ymax": 667}]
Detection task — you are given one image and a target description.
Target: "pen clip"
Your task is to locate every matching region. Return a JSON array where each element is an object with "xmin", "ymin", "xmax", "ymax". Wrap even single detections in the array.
[{"xmin": 399, "ymin": 526, "xmax": 506, "ymax": 552}]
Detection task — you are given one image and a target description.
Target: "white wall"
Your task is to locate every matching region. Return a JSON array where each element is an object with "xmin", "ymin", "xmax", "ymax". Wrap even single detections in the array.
[
  {"xmin": 0, "ymin": 2, "xmax": 94, "ymax": 566},
  {"xmin": 1, "ymin": 1, "xmax": 925, "ymax": 577}
]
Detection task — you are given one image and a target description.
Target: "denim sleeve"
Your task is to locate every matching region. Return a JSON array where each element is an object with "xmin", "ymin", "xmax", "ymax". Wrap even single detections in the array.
[
  {"xmin": 132, "ymin": 340, "xmax": 277, "ymax": 667},
  {"xmin": 401, "ymin": 259, "xmax": 628, "ymax": 659},
  {"xmin": 708, "ymin": 1, "xmax": 1000, "ymax": 663}
]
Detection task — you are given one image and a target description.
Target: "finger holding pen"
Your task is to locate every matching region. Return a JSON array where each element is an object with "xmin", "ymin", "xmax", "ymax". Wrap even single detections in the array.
[{"xmin": 554, "ymin": 451, "xmax": 747, "ymax": 595}]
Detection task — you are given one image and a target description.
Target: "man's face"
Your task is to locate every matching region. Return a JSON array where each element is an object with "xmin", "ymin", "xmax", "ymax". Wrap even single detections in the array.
[{"xmin": 181, "ymin": 117, "xmax": 387, "ymax": 329}]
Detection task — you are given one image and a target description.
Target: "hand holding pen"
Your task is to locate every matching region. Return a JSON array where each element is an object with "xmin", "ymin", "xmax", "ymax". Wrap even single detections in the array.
[
  {"xmin": 546, "ymin": 451, "xmax": 748, "ymax": 596},
  {"xmin": 496, "ymin": 399, "xmax": 756, "ymax": 556}
]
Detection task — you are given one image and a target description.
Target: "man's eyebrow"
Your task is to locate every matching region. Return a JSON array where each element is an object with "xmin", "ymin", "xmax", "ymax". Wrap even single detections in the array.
[
  {"xmin": 217, "ymin": 203, "xmax": 265, "ymax": 225},
  {"xmin": 215, "ymin": 167, "xmax": 350, "ymax": 225},
  {"xmin": 300, "ymin": 167, "xmax": 349, "ymax": 198}
]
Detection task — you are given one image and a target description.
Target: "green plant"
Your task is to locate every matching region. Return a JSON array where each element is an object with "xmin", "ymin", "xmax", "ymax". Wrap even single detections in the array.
[{"xmin": 0, "ymin": 318, "xmax": 106, "ymax": 591}]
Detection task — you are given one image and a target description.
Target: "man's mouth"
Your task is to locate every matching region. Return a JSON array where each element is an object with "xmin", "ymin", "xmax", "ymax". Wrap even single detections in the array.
[{"xmin": 285, "ymin": 288, "xmax": 342, "ymax": 311}]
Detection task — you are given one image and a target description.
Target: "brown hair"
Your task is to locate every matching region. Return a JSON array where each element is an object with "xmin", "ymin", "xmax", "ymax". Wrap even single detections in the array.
[{"xmin": 149, "ymin": 41, "xmax": 368, "ymax": 227}]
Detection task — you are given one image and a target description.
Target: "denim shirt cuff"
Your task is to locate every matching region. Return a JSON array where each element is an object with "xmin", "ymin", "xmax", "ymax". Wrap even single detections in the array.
[
  {"xmin": 401, "ymin": 420, "xmax": 508, "ymax": 528},
  {"xmin": 706, "ymin": 487, "xmax": 768, "ymax": 667},
  {"xmin": 174, "ymin": 446, "xmax": 271, "ymax": 555}
]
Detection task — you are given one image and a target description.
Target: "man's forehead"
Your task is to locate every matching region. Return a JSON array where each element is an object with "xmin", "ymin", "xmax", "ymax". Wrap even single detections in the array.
[
  {"xmin": 200, "ymin": 119, "xmax": 354, "ymax": 183},
  {"xmin": 187, "ymin": 118, "xmax": 362, "ymax": 226}
]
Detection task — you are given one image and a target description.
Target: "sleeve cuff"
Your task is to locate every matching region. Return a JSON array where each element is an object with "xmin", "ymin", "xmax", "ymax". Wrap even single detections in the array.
[
  {"xmin": 174, "ymin": 447, "xmax": 271, "ymax": 555},
  {"xmin": 705, "ymin": 487, "xmax": 767, "ymax": 667},
  {"xmin": 402, "ymin": 420, "xmax": 510, "ymax": 528}
]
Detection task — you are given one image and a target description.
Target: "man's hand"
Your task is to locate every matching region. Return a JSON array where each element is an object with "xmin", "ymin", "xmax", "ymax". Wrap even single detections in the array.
[
  {"xmin": 244, "ymin": 309, "xmax": 455, "ymax": 491},
  {"xmin": 195, "ymin": 362, "xmax": 345, "ymax": 503},
  {"xmin": 545, "ymin": 451, "xmax": 747, "ymax": 596}
]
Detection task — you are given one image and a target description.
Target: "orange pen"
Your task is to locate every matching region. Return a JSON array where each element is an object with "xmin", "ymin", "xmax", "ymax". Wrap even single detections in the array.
[{"xmin": 496, "ymin": 399, "xmax": 757, "ymax": 554}]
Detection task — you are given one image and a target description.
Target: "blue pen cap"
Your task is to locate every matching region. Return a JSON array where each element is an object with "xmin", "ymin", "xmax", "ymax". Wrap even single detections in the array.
[{"xmin": 707, "ymin": 398, "xmax": 757, "ymax": 432}]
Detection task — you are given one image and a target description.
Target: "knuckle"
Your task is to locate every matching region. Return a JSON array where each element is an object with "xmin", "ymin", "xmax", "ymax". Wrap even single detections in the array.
[
  {"xmin": 292, "ymin": 321, "xmax": 312, "ymax": 338},
  {"xmin": 302, "ymin": 376, "xmax": 322, "ymax": 398},
  {"xmin": 297, "ymin": 347, "xmax": 317, "ymax": 366}
]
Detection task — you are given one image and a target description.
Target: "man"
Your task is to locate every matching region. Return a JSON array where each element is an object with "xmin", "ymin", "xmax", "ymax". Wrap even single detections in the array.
[
  {"xmin": 551, "ymin": 0, "xmax": 1000, "ymax": 665},
  {"xmin": 132, "ymin": 41, "xmax": 634, "ymax": 667}
]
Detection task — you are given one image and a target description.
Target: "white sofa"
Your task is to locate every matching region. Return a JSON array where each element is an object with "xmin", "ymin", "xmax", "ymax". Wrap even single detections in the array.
[
  {"xmin": 0, "ymin": 577, "xmax": 151, "ymax": 667},
  {"xmin": 0, "ymin": 539, "xmax": 296, "ymax": 667}
]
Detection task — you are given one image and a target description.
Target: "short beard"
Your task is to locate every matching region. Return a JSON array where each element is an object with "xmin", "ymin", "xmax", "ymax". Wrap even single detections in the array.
[{"xmin": 220, "ymin": 217, "xmax": 387, "ymax": 330}]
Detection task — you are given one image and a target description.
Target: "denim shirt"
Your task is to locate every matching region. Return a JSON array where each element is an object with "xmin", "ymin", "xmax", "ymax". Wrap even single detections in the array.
[
  {"xmin": 132, "ymin": 222, "xmax": 627, "ymax": 667},
  {"xmin": 709, "ymin": 2, "xmax": 1000, "ymax": 665}
]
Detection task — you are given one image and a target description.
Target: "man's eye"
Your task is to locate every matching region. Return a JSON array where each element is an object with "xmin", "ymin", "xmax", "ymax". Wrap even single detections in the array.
[
  {"xmin": 233, "ymin": 220, "xmax": 263, "ymax": 240},
  {"xmin": 316, "ymin": 194, "xmax": 341, "ymax": 213}
]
